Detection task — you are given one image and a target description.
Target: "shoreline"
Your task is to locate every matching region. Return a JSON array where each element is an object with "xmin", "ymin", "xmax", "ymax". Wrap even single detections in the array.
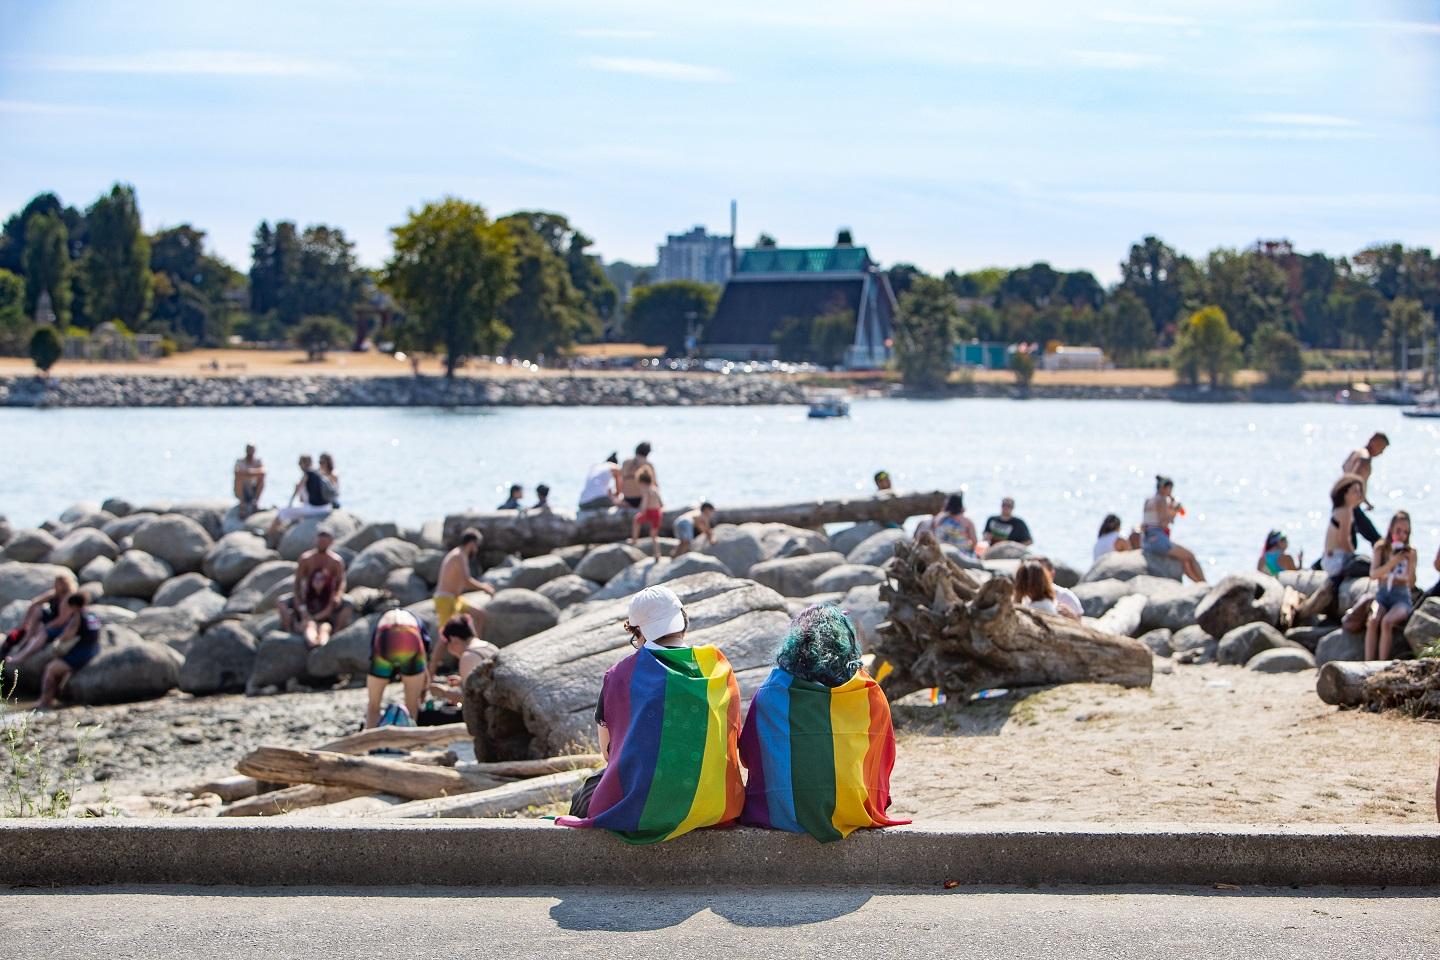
[{"xmin": 0, "ymin": 373, "xmax": 1377, "ymax": 408}]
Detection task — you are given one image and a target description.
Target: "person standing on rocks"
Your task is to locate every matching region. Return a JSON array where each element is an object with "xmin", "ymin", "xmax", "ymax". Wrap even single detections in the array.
[
  {"xmin": 36, "ymin": 595, "xmax": 101, "ymax": 711},
  {"xmin": 232, "ymin": 444, "xmax": 266, "ymax": 518},
  {"xmin": 984, "ymin": 497, "xmax": 1033, "ymax": 547},
  {"xmin": 267, "ymin": 455, "xmax": 334, "ymax": 539},
  {"xmin": 671, "ymin": 502, "xmax": 716, "ymax": 558},
  {"xmin": 434, "ymin": 528, "xmax": 495, "ymax": 638},
  {"xmin": 579, "ymin": 453, "xmax": 623, "ymax": 511},
  {"xmin": 1342, "ymin": 432, "xmax": 1389, "ymax": 547},
  {"xmin": 278, "ymin": 529, "xmax": 351, "ymax": 648},
  {"xmin": 628, "ymin": 468, "xmax": 664, "ymax": 560},
  {"xmin": 620, "ymin": 442, "xmax": 656, "ymax": 508},
  {"xmin": 1142, "ymin": 476, "xmax": 1205, "ymax": 583}
]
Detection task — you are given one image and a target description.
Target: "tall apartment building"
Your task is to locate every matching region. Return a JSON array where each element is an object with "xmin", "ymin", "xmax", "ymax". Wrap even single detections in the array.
[{"xmin": 655, "ymin": 226, "xmax": 733, "ymax": 285}]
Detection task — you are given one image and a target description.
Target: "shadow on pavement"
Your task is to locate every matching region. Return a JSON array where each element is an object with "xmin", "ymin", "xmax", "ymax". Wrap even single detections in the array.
[{"xmin": 549, "ymin": 888, "xmax": 874, "ymax": 931}]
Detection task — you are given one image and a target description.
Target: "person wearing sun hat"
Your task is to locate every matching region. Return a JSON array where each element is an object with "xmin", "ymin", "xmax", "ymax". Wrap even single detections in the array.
[{"xmin": 557, "ymin": 585, "xmax": 744, "ymax": 844}]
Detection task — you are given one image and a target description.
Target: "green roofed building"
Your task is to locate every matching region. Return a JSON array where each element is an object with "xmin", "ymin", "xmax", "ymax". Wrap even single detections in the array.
[{"xmin": 701, "ymin": 231, "xmax": 897, "ymax": 369}]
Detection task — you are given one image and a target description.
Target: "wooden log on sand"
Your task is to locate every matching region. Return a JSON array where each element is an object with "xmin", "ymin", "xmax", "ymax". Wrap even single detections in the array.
[
  {"xmin": 318, "ymin": 723, "xmax": 469, "ymax": 754},
  {"xmin": 378, "ymin": 768, "xmax": 595, "ymax": 819},
  {"xmin": 221, "ymin": 784, "xmax": 372, "ymax": 817},
  {"xmin": 1344, "ymin": 659, "xmax": 1439, "ymax": 717},
  {"xmin": 457, "ymin": 754, "xmax": 601, "ymax": 779},
  {"xmin": 874, "ymin": 534, "xmax": 1153, "ymax": 701},
  {"xmin": 236, "ymin": 747, "xmax": 502, "ymax": 801},
  {"xmin": 443, "ymin": 491, "xmax": 946, "ymax": 556},
  {"xmin": 187, "ymin": 775, "xmax": 261, "ymax": 803},
  {"xmin": 1315, "ymin": 660, "xmax": 1396, "ymax": 706}
]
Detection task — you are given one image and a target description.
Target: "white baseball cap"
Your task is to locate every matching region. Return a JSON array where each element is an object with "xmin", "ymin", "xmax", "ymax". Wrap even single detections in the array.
[{"xmin": 628, "ymin": 586, "xmax": 687, "ymax": 642}]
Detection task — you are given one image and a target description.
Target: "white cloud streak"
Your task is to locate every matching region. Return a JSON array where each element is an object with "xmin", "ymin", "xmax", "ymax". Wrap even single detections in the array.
[
  {"xmin": 1066, "ymin": 49, "xmax": 1166, "ymax": 70},
  {"xmin": 573, "ymin": 28, "xmax": 658, "ymax": 40},
  {"xmin": 583, "ymin": 56, "xmax": 731, "ymax": 82},
  {"xmin": 18, "ymin": 50, "xmax": 345, "ymax": 77},
  {"xmin": 1245, "ymin": 112, "xmax": 1360, "ymax": 128}
]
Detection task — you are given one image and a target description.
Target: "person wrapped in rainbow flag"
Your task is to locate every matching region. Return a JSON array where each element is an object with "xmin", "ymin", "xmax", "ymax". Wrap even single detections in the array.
[
  {"xmin": 739, "ymin": 603, "xmax": 909, "ymax": 842},
  {"xmin": 557, "ymin": 586, "xmax": 744, "ymax": 844}
]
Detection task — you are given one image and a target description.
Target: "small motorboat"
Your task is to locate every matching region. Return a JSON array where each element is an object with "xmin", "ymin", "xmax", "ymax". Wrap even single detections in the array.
[
  {"xmin": 1401, "ymin": 405, "xmax": 1440, "ymax": 419},
  {"xmin": 807, "ymin": 396, "xmax": 850, "ymax": 419}
]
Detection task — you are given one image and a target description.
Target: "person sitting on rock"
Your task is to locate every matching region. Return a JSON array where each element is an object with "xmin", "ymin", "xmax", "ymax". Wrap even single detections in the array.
[
  {"xmin": 498, "ymin": 484, "xmax": 524, "ymax": 511},
  {"xmin": 671, "ymin": 502, "xmax": 716, "ymax": 558},
  {"xmin": 317, "ymin": 452, "xmax": 341, "ymax": 508},
  {"xmin": 232, "ymin": 443, "xmax": 266, "ymax": 518},
  {"xmin": 557, "ymin": 585, "xmax": 744, "ymax": 843},
  {"xmin": 983, "ymin": 497, "xmax": 1033, "ymax": 547},
  {"xmin": 931, "ymin": 493, "xmax": 980, "ymax": 560},
  {"xmin": 2, "ymin": 573, "xmax": 78, "ymax": 664},
  {"xmin": 873, "ymin": 470, "xmax": 894, "ymax": 495},
  {"xmin": 1365, "ymin": 511, "xmax": 1417, "ymax": 661},
  {"xmin": 578, "ymin": 453, "xmax": 623, "ymax": 512},
  {"xmin": 36, "ymin": 595, "xmax": 101, "ymax": 711},
  {"xmin": 739, "ymin": 603, "xmax": 908, "ymax": 842},
  {"xmin": 434, "ymin": 528, "xmax": 495, "ymax": 638},
  {"xmin": 267, "ymin": 455, "xmax": 335, "ymax": 539},
  {"xmin": 1014, "ymin": 558, "xmax": 1074, "ymax": 618},
  {"xmin": 627, "ymin": 467, "xmax": 664, "ymax": 560},
  {"xmin": 1093, "ymin": 514, "xmax": 1133, "ymax": 561},
  {"xmin": 423, "ymin": 615, "xmax": 499, "ymax": 720},
  {"xmin": 532, "ymin": 484, "xmax": 551, "ymax": 512},
  {"xmin": 1257, "ymin": 530, "xmax": 1300, "ymax": 576},
  {"xmin": 1142, "ymin": 476, "xmax": 1205, "ymax": 583},
  {"xmin": 1034, "ymin": 556, "xmax": 1082, "ymax": 620},
  {"xmin": 365, "ymin": 606, "xmax": 432, "ymax": 728},
  {"xmin": 277, "ymin": 529, "xmax": 351, "ymax": 648}
]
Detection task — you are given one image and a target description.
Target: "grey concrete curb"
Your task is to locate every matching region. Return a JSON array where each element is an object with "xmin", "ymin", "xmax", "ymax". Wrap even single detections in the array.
[{"xmin": 2, "ymin": 820, "xmax": 1437, "ymax": 888}]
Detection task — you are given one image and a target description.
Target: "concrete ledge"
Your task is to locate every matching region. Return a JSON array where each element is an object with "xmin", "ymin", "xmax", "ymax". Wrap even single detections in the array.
[{"xmin": 2, "ymin": 820, "xmax": 1437, "ymax": 888}]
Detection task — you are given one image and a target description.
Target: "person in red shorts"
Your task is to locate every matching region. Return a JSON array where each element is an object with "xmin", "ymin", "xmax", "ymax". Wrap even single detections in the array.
[
  {"xmin": 364, "ymin": 607, "xmax": 432, "ymax": 728},
  {"xmin": 627, "ymin": 467, "xmax": 664, "ymax": 560}
]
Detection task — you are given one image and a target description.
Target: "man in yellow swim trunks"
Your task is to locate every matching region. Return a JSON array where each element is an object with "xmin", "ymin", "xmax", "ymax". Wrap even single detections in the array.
[{"xmin": 435, "ymin": 528, "xmax": 494, "ymax": 636}]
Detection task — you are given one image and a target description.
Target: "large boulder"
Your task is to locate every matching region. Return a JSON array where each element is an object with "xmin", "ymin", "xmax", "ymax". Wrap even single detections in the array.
[
  {"xmin": 0, "ymin": 598, "xmax": 28, "ymax": 634},
  {"xmin": 152, "ymin": 572, "xmax": 219, "ymax": 608},
  {"xmin": 100, "ymin": 497, "xmax": 134, "ymax": 517},
  {"xmin": 68, "ymin": 639, "xmax": 182, "ymax": 705},
  {"xmin": 812, "ymin": 563, "xmax": 886, "ymax": 594},
  {"xmin": 179, "ymin": 622, "xmax": 259, "ymax": 695},
  {"xmin": 101, "ymin": 512, "xmax": 158, "ymax": 543},
  {"xmin": 483, "ymin": 589, "xmax": 562, "ymax": 647},
  {"xmin": 1283, "ymin": 625, "xmax": 1333, "ymax": 653},
  {"xmin": 77, "ymin": 556, "xmax": 115, "ymax": 585},
  {"xmin": 413, "ymin": 549, "xmax": 444, "ymax": 587},
  {"xmin": 130, "ymin": 605, "xmax": 208, "ymax": 653},
  {"xmin": 247, "ymin": 630, "xmax": 334, "ymax": 694},
  {"xmin": 1139, "ymin": 581, "xmax": 1211, "ymax": 633},
  {"xmin": 341, "ymin": 522, "xmax": 400, "ymax": 553},
  {"xmin": 1073, "ymin": 579, "xmax": 1133, "ymax": 618},
  {"xmin": 101, "ymin": 551, "xmax": 173, "ymax": 601},
  {"xmin": 1246, "ymin": 647, "xmax": 1316, "ymax": 673},
  {"xmin": 1314, "ymin": 629, "xmax": 1366, "ymax": 667},
  {"xmin": 747, "ymin": 523, "xmax": 830, "ymax": 560},
  {"xmin": 132, "ymin": 515, "xmax": 214, "ymax": 574},
  {"xmin": 88, "ymin": 604, "xmax": 138, "ymax": 627},
  {"xmin": 2, "ymin": 529, "xmax": 59, "ymax": 563},
  {"xmin": 166, "ymin": 500, "xmax": 233, "ymax": 540},
  {"xmin": 984, "ymin": 541, "xmax": 1031, "ymax": 561},
  {"xmin": 840, "ymin": 582, "xmax": 888, "ymax": 647},
  {"xmin": 277, "ymin": 511, "xmax": 363, "ymax": 562},
  {"xmin": 1170, "ymin": 624, "xmax": 1213, "ymax": 654},
  {"xmin": 347, "ymin": 538, "xmax": 422, "ymax": 590},
  {"xmin": 749, "ymin": 552, "xmax": 847, "ymax": 598},
  {"xmin": 202, "ymin": 532, "xmax": 276, "ymax": 590},
  {"xmin": 698, "ymin": 525, "xmax": 766, "ymax": 577},
  {"xmin": 222, "ymin": 560, "xmax": 297, "ymax": 618},
  {"xmin": 537, "ymin": 574, "xmax": 600, "ymax": 610},
  {"xmin": 0, "ymin": 516, "xmax": 9, "ymax": 547},
  {"xmin": 846, "ymin": 529, "xmax": 908, "ymax": 567},
  {"xmin": 469, "ymin": 573, "xmax": 792, "ymax": 759},
  {"xmin": 384, "ymin": 568, "xmax": 431, "ymax": 607},
  {"xmin": 46, "ymin": 528, "xmax": 118, "ymax": 572},
  {"xmin": 483, "ymin": 553, "xmax": 572, "ymax": 592},
  {"xmin": 1138, "ymin": 628, "xmax": 1174, "ymax": 657},
  {"xmin": 1216, "ymin": 621, "xmax": 1295, "ymax": 666},
  {"xmin": 575, "ymin": 543, "xmax": 646, "ymax": 584},
  {"xmin": 1278, "ymin": 569, "xmax": 1329, "ymax": 597},
  {"xmin": 308, "ymin": 613, "xmax": 380, "ymax": 677},
  {"xmin": 586, "ymin": 553, "xmax": 730, "ymax": 604},
  {"xmin": 1339, "ymin": 577, "xmax": 1375, "ymax": 614},
  {"xmin": 1403, "ymin": 597, "xmax": 1440, "ymax": 656},
  {"xmin": 830, "ymin": 521, "xmax": 886, "ymax": 557},
  {"xmin": 173, "ymin": 587, "xmax": 227, "ymax": 624},
  {"xmin": 1081, "ymin": 550, "xmax": 1184, "ymax": 584},
  {"xmin": 1195, "ymin": 572, "xmax": 1283, "ymax": 638}
]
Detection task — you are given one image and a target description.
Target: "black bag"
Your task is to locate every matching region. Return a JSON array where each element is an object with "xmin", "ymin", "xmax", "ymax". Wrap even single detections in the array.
[{"xmin": 567, "ymin": 770, "xmax": 604, "ymax": 818}]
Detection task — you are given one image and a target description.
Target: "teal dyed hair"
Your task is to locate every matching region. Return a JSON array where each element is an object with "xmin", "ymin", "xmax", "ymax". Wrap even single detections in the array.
[{"xmin": 776, "ymin": 603, "xmax": 862, "ymax": 688}]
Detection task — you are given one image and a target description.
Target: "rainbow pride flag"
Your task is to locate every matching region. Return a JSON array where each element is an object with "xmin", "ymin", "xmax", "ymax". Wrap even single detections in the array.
[
  {"xmin": 557, "ymin": 644, "xmax": 743, "ymax": 844},
  {"xmin": 739, "ymin": 668, "xmax": 908, "ymax": 842}
]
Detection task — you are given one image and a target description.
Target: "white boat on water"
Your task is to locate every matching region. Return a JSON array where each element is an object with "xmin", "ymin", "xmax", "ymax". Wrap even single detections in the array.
[{"xmin": 1402, "ymin": 405, "xmax": 1440, "ymax": 419}]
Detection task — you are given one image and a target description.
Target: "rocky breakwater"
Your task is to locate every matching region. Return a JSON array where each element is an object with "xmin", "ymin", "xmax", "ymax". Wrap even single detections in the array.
[{"xmin": 0, "ymin": 373, "xmax": 807, "ymax": 408}]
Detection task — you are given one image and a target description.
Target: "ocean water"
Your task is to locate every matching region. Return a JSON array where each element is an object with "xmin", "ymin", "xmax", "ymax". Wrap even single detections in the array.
[{"xmin": 1, "ymin": 399, "xmax": 1436, "ymax": 577}]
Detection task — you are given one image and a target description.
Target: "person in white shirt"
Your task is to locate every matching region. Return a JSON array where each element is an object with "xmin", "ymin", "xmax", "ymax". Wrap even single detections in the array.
[
  {"xmin": 579, "ymin": 453, "xmax": 622, "ymax": 511},
  {"xmin": 1036, "ymin": 556, "xmax": 1083, "ymax": 620}
]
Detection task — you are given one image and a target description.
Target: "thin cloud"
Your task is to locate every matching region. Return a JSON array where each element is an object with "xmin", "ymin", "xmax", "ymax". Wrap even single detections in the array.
[
  {"xmin": 0, "ymin": 99, "xmax": 146, "ymax": 119},
  {"xmin": 1253, "ymin": 19, "xmax": 1440, "ymax": 36},
  {"xmin": 1093, "ymin": 12, "xmax": 1198, "ymax": 28},
  {"xmin": 1245, "ymin": 113, "xmax": 1360, "ymax": 128},
  {"xmin": 19, "ymin": 50, "xmax": 346, "ymax": 77},
  {"xmin": 1066, "ymin": 50, "xmax": 1166, "ymax": 70},
  {"xmin": 573, "ymin": 28, "xmax": 659, "ymax": 40},
  {"xmin": 1058, "ymin": 189, "xmax": 1438, "ymax": 211},
  {"xmin": 584, "ymin": 56, "xmax": 730, "ymax": 83}
]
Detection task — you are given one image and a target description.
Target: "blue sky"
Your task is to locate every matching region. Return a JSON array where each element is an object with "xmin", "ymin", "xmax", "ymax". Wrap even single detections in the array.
[{"xmin": 2, "ymin": 1, "xmax": 1437, "ymax": 281}]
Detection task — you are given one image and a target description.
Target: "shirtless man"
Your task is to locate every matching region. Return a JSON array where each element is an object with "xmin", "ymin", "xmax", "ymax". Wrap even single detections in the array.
[
  {"xmin": 434, "ymin": 528, "xmax": 495, "ymax": 639},
  {"xmin": 1342, "ymin": 432, "xmax": 1389, "ymax": 546},
  {"xmin": 278, "ymin": 530, "xmax": 350, "ymax": 648},
  {"xmin": 233, "ymin": 444, "xmax": 266, "ymax": 518},
  {"xmin": 619, "ymin": 442, "xmax": 656, "ymax": 508}
]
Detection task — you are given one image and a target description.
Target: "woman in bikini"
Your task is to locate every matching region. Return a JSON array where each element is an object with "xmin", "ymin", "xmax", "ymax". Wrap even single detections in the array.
[{"xmin": 1141, "ymin": 476, "xmax": 1204, "ymax": 582}]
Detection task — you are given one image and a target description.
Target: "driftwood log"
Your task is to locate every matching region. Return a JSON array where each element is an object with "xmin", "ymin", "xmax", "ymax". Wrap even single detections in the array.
[
  {"xmin": 318, "ymin": 724, "xmax": 469, "ymax": 754},
  {"xmin": 235, "ymin": 747, "xmax": 501, "ymax": 801},
  {"xmin": 875, "ymin": 534, "xmax": 1153, "ymax": 700},
  {"xmin": 458, "ymin": 754, "xmax": 601, "ymax": 779},
  {"xmin": 1319, "ymin": 659, "xmax": 1440, "ymax": 717},
  {"xmin": 443, "ymin": 491, "xmax": 944, "ymax": 556},
  {"xmin": 1315, "ymin": 660, "xmax": 1396, "ymax": 706},
  {"xmin": 379, "ymin": 768, "xmax": 595, "ymax": 819},
  {"xmin": 220, "ymin": 784, "xmax": 372, "ymax": 817}
]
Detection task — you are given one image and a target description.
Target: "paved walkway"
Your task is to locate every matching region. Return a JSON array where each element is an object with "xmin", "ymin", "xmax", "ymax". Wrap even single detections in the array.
[{"xmin": 3, "ymin": 886, "xmax": 1436, "ymax": 958}]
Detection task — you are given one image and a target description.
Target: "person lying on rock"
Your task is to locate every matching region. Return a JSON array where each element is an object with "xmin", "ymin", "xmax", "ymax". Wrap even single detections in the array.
[
  {"xmin": 1, "ymin": 573, "xmax": 78, "ymax": 664},
  {"xmin": 739, "ymin": 603, "xmax": 908, "ymax": 842},
  {"xmin": 557, "ymin": 585, "xmax": 744, "ymax": 844},
  {"xmin": 278, "ymin": 529, "xmax": 351, "ymax": 648},
  {"xmin": 364, "ymin": 606, "xmax": 432, "ymax": 728},
  {"xmin": 36, "ymin": 595, "xmax": 101, "ymax": 711}
]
